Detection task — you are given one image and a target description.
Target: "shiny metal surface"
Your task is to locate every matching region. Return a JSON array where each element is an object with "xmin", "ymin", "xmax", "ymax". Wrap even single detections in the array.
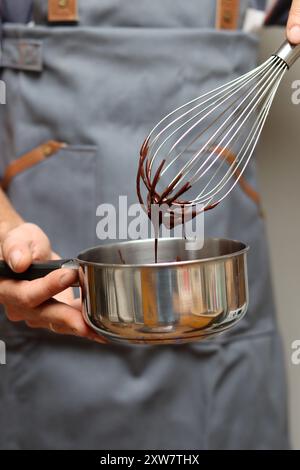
[
  {"xmin": 138, "ymin": 40, "xmax": 300, "ymax": 218},
  {"xmin": 274, "ymin": 40, "xmax": 300, "ymax": 68},
  {"xmin": 78, "ymin": 238, "xmax": 249, "ymax": 344}
]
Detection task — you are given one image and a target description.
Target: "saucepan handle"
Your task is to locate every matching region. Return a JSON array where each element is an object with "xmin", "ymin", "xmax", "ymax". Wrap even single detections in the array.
[{"xmin": 0, "ymin": 259, "xmax": 75, "ymax": 281}]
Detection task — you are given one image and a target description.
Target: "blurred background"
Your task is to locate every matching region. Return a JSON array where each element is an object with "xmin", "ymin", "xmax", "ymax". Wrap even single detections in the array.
[{"xmin": 257, "ymin": 26, "xmax": 300, "ymax": 449}]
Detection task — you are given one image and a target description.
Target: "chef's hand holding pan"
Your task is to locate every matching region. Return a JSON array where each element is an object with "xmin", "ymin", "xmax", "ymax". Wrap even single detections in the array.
[
  {"xmin": 0, "ymin": 221, "xmax": 106, "ymax": 343},
  {"xmin": 287, "ymin": 0, "xmax": 300, "ymax": 44}
]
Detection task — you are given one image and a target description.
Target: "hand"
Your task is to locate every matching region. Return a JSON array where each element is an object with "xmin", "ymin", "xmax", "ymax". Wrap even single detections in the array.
[
  {"xmin": 0, "ymin": 222, "xmax": 106, "ymax": 343},
  {"xmin": 287, "ymin": 0, "xmax": 300, "ymax": 44}
]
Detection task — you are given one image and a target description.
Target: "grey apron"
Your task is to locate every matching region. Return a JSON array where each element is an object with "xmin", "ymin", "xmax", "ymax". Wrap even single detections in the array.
[{"xmin": 0, "ymin": 0, "xmax": 289, "ymax": 449}]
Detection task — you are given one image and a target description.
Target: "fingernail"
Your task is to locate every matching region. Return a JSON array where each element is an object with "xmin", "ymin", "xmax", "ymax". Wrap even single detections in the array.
[
  {"xmin": 9, "ymin": 250, "xmax": 23, "ymax": 270},
  {"xmin": 91, "ymin": 335, "xmax": 108, "ymax": 344},
  {"xmin": 289, "ymin": 25, "xmax": 300, "ymax": 44},
  {"xmin": 59, "ymin": 270, "xmax": 76, "ymax": 288}
]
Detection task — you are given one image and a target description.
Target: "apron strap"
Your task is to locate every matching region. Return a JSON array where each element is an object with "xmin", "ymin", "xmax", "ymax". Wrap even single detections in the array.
[
  {"xmin": 0, "ymin": 141, "xmax": 66, "ymax": 191},
  {"xmin": 32, "ymin": 0, "xmax": 79, "ymax": 24},
  {"xmin": 47, "ymin": 0, "xmax": 78, "ymax": 23},
  {"xmin": 211, "ymin": 145, "xmax": 263, "ymax": 213},
  {"xmin": 32, "ymin": 0, "xmax": 245, "ymax": 28},
  {"xmin": 215, "ymin": 0, "xmax": 240, "ymax": 30},
  {"xmin": 0, "ymin": 141, "xmax": 263, "ymax": 216}
]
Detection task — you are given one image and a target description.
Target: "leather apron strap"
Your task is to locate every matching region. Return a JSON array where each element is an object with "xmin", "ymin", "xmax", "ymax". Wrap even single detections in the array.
[
  {"xmin": 47, "ymin": 0, "xmax": 78, "ymax": 23},
  {"xmin": 0, "ymin": 141, "xmax": 65, "ymax": 190}
]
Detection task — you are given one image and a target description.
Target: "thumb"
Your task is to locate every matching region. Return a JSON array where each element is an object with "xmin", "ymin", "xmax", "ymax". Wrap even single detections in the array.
[
  {"xmin": 287, "ymin": 0, "xmax": 300, "ymax": 44},
  {"xmin": 2, "ymin": 223, "xmax": 51, "ymax": 272}
]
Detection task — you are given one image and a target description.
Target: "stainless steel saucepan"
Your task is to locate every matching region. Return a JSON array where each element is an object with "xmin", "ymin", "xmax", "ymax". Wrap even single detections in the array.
[{"xmin": 0, "ymin": 238, "xmax": 249, "ymax": 344}]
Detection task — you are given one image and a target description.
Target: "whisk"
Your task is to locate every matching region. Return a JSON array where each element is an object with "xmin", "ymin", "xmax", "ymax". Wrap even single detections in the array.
[{"xmin": 137, "ymin": 41, "xmax": 300, "ymax": 219}]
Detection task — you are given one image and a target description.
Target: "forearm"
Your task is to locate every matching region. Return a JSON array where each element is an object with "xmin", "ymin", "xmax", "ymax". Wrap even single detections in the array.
[{"xmin": 0, "ymin": 188, "xmax": 24, "ymax": 238}]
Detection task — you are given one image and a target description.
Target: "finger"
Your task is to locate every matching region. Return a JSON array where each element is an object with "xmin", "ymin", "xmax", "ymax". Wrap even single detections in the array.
[
  {"xmin": 70, "ymin": 298, "xmax": 82, "ymax": 310},
  {"xmin": 90, "ymin": 334, "xmax": 108, "ymax": 344},
  {"xmin": 25, "ymin": 319, "xmax": 108, "ymax": 343},
  {"xmin": 61, "ymin": 297, "xmax": 108, "ymax": 343},
  {"xmin": 2, "ymin": 223, "xmax": 51, "ymax": 272},
  {"xmin": 25, "ymin": 301, "xmax": 88, "ymax": 335},
  {"xmin": 0, "ymin": 268, "xmax": 77, "ymax": 307},
  {"xmin": 51, "ymin": 252, "xmax": 75, "ymax": 304},
  {"xmin": 287, "ymin": 0, "xmax": 300, "ymax": 44},
  {"xmin": 54, "ymin": 286, "xmax": 75, "ymax": 304},
  {"xmin": 67, "ymin": 298, "xmax": 108, "ymax": 343},
  {"xmin": 4, "ymin": 305, "xmax": 24, "ymax": 322},
  {"xmin": 25, "ymin": 299, "xmax": 107, "ymax": 342}
]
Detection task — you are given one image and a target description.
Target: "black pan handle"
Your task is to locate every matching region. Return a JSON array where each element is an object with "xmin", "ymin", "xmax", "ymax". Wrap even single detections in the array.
[{"xmin": 0, "ymin": 259, "xmax": 74, "ymax": 281}]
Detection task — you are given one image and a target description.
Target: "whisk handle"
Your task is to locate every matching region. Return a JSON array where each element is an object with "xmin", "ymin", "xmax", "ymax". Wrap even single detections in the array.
[{"xmin": 273, "ymin": 40, "xmax": 300, "ymax": 68}]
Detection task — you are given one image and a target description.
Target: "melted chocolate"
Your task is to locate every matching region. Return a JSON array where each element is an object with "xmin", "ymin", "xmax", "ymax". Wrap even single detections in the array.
[
  {"xmin": 118, "ymin": 249, "xmax": 126, "ymax": 265},
  {"xmin": 137, "ymin": 138, "xmax": 219, "ymax": 263}
]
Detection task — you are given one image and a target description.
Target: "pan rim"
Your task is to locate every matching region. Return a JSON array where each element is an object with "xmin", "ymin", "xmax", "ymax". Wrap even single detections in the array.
[{"xmin": 76, "ymin": 237, "xmax": 249, "ymax": 269}]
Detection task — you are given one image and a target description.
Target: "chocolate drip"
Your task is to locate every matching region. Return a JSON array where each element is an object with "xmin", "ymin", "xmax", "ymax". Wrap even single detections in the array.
[
  {"xmin": 137, "ymin": 138, "xmax": 219, "ymax": 263},
  {"xmin": 118, "ymin": 249, "xmax": 126, "ymax": 265}
]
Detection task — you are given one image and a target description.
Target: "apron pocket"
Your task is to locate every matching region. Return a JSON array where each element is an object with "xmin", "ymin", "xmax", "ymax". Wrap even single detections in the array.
[{"xmin": 6, "ymin": 143, "xmax": 98, "ymax": 257}]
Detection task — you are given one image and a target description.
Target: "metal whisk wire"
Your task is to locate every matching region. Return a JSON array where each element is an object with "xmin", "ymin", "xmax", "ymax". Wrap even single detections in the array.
[
  {"xmin": 196, "ymin": 62, "xmax": 285, "ymax": 206},
  {"xmin": 191, "ymin": 57, "xmax": 286, "ymax": 205},
  {"xmin": 138, "ymin": 41, "xmax": 300, "ymax": 214}
]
